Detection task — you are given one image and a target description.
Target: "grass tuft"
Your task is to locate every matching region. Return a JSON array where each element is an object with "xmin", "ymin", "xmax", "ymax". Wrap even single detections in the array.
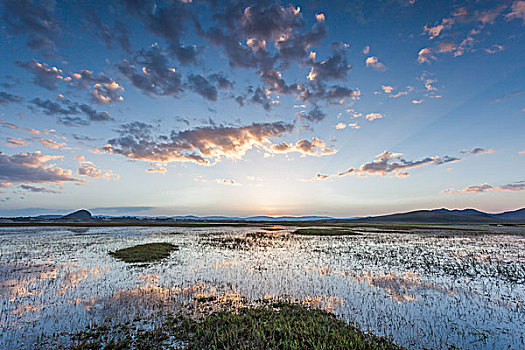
[
  {"xmin": 185, "ymin": 302, "xmax": 400, "ymax": 349},
  {"xmin": 109, "ymin": 243, "xmax": 178, "ymax": 263},
  {"xmin": 66, "ymin": 303, "xmax": 401, "ymax": 349}
]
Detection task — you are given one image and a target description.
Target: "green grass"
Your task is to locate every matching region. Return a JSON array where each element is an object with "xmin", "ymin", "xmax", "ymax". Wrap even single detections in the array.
[
  {"xmin": 109, "ymin": 243, "xmax": 178, "ymax": 263},
  {"xmin": 185, "ymin": 302, "xmax": 400, "ymax": 349},
  {"xmin": 66, "ymin": 302, "xmax": 401, "ymax": 350},
  {"xmin": 293, "ymin": 228, "xmax": 362, "ymax": 236}
]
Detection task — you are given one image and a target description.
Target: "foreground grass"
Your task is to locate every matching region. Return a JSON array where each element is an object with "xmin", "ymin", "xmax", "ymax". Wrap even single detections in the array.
[
  {"xmin": 109, "ymin": 243, "xmax": 178, "ymax": 263},
  {"xmin": 68, "ymin": 302, "xmax": 401, "ymax": 350},
  {"xmin": 293, "ymin": 228, "xmax": 362, "ymax": 236}
]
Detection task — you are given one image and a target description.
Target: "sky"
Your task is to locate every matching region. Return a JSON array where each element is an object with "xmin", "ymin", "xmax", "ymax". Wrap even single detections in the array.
[{"xmin": 0, "ymin": 0, "xmax": 524, "ymax": 217}]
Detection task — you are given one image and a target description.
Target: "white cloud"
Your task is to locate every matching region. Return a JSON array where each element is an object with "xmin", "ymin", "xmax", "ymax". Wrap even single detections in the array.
[
  {"xmin": 365, "ymin": 113, "xmax": 384, "ymax": 121},
  {"xmin": 365, "ymin": 56, "xmax": 387, "ymax": 71}
]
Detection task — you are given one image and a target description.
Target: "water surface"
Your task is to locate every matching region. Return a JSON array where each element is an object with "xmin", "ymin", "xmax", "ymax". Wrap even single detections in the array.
[{"xmin": 0, "ymin": 225, "xmax": 524, "ymax": 349}]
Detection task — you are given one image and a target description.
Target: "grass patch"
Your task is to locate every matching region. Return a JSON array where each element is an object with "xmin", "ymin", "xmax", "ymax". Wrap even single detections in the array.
[
  {"xmin": 186, "ymin": 302, "xmax": 400, "ymax": 349},
  {"xmin": 109, "ymin": 243, "xmax": 178, "ymax": 263},
  {"xmin": 66, "ymin": 302, "xmax": 401, "ymax": 349},
  {"xmin": 293, "ymin": 228, "xmax": 362, "ymax": 236}
]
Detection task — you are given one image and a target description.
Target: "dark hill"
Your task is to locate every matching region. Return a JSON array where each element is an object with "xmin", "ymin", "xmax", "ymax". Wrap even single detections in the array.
[
  {"xmin": 355, "ymin": 208, "xmax": 508, "ymax": 224},
  {"xmin": 61, "ymin": 209, "xmax": 92, "ymax": 220},
  {"xmin": 489, "ymin": 208, "xmax": 525, "ymax": 221}
]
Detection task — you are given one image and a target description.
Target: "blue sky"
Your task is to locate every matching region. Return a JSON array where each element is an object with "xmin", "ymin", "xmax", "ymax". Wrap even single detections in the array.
[{"xmin": 0, "ymin": 0, "xmax": 524, "ymax": 217}]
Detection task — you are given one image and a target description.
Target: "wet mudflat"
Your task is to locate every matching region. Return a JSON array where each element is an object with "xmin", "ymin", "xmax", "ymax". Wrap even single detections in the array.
[{"xmin": 0, "ymin": 224, "xmax": 524, "ymax": 349}]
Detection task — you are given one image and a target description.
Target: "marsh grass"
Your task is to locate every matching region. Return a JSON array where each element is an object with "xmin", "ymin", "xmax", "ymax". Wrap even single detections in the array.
[
  {"xmin": 293, "ymin": 228, "xmax": 363, "ymax": 236},
  {"xmin": 109, "ymin": 243, "xmax": 178, "ymax": 263},
  {"xmin": 67, "ymin": 302, "xmax": 401, "ymax": 350}
]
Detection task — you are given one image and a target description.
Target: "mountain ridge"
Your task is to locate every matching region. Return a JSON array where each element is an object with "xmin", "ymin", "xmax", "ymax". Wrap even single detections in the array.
[{"xmin": 4, "ymin": 207, "xmax": 525, "ymax": 223}]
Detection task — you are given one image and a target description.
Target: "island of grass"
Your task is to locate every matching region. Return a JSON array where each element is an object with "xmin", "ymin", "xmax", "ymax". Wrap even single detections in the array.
[
  {"xmin": 69, "ymin": 302, "xmax": 401, "ymax": 349},
  {"xmin": 293, "ymin": 228, "xmax": 362, "ymax": 236},
  {"xmin": 109, "ymin": 242, "xmax": 178, "ymax": 263}
]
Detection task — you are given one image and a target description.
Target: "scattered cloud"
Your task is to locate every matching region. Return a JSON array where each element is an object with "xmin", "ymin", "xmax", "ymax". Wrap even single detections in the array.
[
  {"xmin": 103, "ymin": 121, "xmax": 286, "ymax": 165},
  {"xmin": 484, "ymin": 44, "xmax": 504, "ymax": 54},
  {"xmin": 437, "ymin": 41, "xmax": 457, "ymax": 53},
  {"xmin": 307, "ymin": 42, "xmax": 351, "ymax": 81},
  {"xmin": 117, "ymin": 44, "xmax": 183, "ymax": 97},
  {"xmin": 195, "ymin": 2, "xmax": 327, "ymax": 68},
  {"xmin": 297, "ymin": 106, "xmax": 326, "ymax": 123},
  {"xmin": 102, "ymin": 121, "xmax": 337, "ymax": 165},
  {"xmin": 418, "ymin": 48, "xmax": 436, "ymax": 63},
  {"xmin": 187, "ymin": 74, "xmax": 220, "ymax": 101},
  {"xmin": 422, "ymin": 78, "xmax": 438, "ymax": 92},
  {"xmin": 442, "ymin": 181, "xmax": 525, "ymax": 194},
  {"xmin": 0, "ymin": 151, "xmax": 82, "ymax": 188},
  {"xmin": 492, "ymin": 90, "xmax": 524, "ymax": 103},
  {"xmin": 2, "ymin": 0, "xmax": 60, "ymax": 55},
  {"xmin": 271, "ymin": 137, "xmax": 337, "ymax": 156},
  {"xmin": 365, "ymin": 56, "xmax": 387, "ymax": 71},
  {"xmin": 423, "ymin": 17, "xmax": 454, "ymax": 39},
  {"xmin": 146, "ymin": 167, "xmax": 167, "ymax": 174},
  {"xmin": 419, "ymin": 4, "xmax": 511, "ymax": 60},
  {"xmin": 381, "ymin": 85, "xmax": 394, "ymax": 94},
  {"xmin": 121, "ymin": 0, "xmax": 196, "ymax": 64},
  {"xmin": 29, "ymin": 98, "xmax": 112, "ymax": 126},
  {"xmin": 85, "ymin": 9, "xmax": 132, "ymax": 53},
  {"xmin": 365, "ymin": 113, "xmax": 384, "ymax": 121},
  {"xmin": 309, "ymin": 150, "xmax": 460, "ymax": 181},
  {"xmin": 40, "ymin": 139, "xmax": 68, "ymax": 150},
  {"xmin": 6, "ymin": 138, "xmax": 27, "ymax": 147},
  {"xmin": 77, "ymin": 160, "xmax": 118, "ymax": 181},
  {"xmin": 335, "ymin": 122, "xmax": 359, "ymax": 130},
  {"xmin": 0, "ymin": 120, "xmax": 18, "ymax": 130},
  {"xmin": 18, "ymin": 60, "xmax": 124, "ymax": 103},
  {"xmin": 506, "ymin": 1, "xmax": 525, "ymax": 23},
  {"xmin": 194, "ymin": 176, "xmax": 241, "ymax": 186},
  {"xmin": 0, "ymin": 91, "xmax": 24, "ymax": 105},
  {"xmin": 18, "ymin": 184, "xmax": 59, "ymax": 193},
  {"xmin": 214, "ymin": 179, "xmax": 241, "ymax": 186},
  {"xmin": 0, "ymin": 120, "xmax": 46, "ymax": 135},
  {"xmin": 460, "ymin": 147, "xmax": 495, "ymax": 154}
]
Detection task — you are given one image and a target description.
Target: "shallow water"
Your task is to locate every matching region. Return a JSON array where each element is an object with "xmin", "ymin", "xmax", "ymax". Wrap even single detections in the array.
[{"xmin": 0, "ymin": 225, "xmax": 524, "ymax": 349}]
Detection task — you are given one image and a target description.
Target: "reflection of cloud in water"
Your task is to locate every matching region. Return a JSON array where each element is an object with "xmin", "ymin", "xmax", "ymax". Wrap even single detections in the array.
[
  {"xmin": 107, "ymin": 280, "xmax": 250, "ymax": 317},
  {"xmin": 0, "ymin": 280, "xmax": 41, "ymax": 301},
  {"xmin": 11, "ymin": 303, "xmax": 40, "ymax": 316},
  {"xmin": 0, "ymin": 261, "xmax": 60, "ymax": 301},
  {"xmin": 56, "ymin": 265, "xmax": 109, "ymax": 296},
  {"xmin": 72, "ymin": 297, "xmax": 97, "ymax": 311},
  {"xmin": 305, "ymin": 266, "xmax": 454, "ymax": 304}
]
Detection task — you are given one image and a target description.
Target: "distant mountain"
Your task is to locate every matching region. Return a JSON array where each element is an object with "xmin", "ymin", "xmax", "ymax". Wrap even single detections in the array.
[
  {"xmin": 354, "ymin": 208, "xmax": 524, "ymax": 224},
  {"xmin": 167, "ymin": 215, "xmax": 340, "ymax": 221},
  {"xmin": 245, "ymin": 215, "xmax": 337, "ymax": 221},
  {"xmin": 489, "ymin": 208, "xmax": 525, "ymax": 221},
  {"xmin": 4, "ymin": 207, "xmax": 524, "ymax": 224},
  {"xmin": 61, "ymin": 209, "xmax": 92, "ymax": 219},
  {"xmin": 36, "ymin": 214, "xmax": 63, "ymax": 219}
]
